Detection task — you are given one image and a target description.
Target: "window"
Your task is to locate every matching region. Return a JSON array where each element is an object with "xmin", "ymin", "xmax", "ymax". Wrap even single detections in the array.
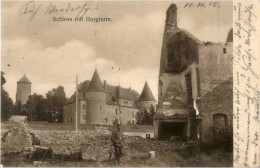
[
  {"xmin": 123, "ymin": 100, "xmax": 128, "ymax": 105},
  {"xmin": 99, "ymin": 104, "xmax": 102, "ymax": 110},
  {"xmin": 83, "ymin": 115, "xmax": 86, "ymax": 120},
  {"xmin": 223, "ymin": 48, "xmax": 227, "ymax": 54},
  {"xmin": 213, "ymin": 113, "xmax": 227, "ymax": 129},
  {"xmin": 185, "ymin": 72, "xmax": 193, "ymax": 104},
  {"xmin": 196, "ymin": 68, "xmax": 201, "ymax": 97},
  {"xmin": 132, "ymin": 111, "xmax": 135, "ymax": 117},
  {"xmin": 115, "ymin": 109, "xmax": 118, "ymax": 115},
  {"xmin": 132, "ymin": 120, "xmax": 135, "ymax": 124}
]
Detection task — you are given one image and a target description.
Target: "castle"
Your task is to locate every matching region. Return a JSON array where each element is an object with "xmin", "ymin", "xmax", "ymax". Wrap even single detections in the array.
[
  {"xmin": 16, "ymin": 75, "xmax": 31, "ymax": 105},
  {"xmin": 154, "ymin": 4, "xmax": 233, "ymax": 142},
  {"xmin": 63, "ymin": 69, "xmax": 156, "ymax": 125}
]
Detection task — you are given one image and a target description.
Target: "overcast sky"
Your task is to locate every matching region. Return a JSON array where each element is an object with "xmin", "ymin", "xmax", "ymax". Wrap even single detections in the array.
[{"xmin": 1, "ymin": 1, "xmax": 232, "ymax": 102}]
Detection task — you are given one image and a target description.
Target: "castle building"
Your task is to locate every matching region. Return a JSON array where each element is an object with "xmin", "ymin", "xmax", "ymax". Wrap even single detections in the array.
[
  {"xmin": 16, "ymin": 75, "xmax": 32, "ymax": 105},
  {"xmin": 154, "ymin": 4, "xmax": 233, "ymax": 142},
  {"xmin": 63, "ymin": 69, "xmax": 156, "ymax": 125}
]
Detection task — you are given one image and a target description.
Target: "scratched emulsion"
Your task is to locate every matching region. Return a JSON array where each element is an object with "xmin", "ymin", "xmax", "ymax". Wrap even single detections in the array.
[{"xmin": 233, "ymin": 1, "xmax": 259, "ymax": 167}]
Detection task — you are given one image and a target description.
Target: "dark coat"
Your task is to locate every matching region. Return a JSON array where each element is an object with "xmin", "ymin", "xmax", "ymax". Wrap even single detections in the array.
[{"xmin": 111, "ymin": 129, "xmax": 123, "ymax": 148}]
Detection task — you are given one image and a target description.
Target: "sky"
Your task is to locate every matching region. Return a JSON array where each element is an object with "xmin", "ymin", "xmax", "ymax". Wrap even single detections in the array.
[{"xmin": 1, "ymin": 1, "xmax": 232, "ymax": 102}]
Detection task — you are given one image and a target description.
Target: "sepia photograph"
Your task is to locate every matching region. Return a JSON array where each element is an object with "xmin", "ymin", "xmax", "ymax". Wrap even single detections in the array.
[{"xmin": 1, "ymin": 0, "xmax": 236, "ymax": 167}]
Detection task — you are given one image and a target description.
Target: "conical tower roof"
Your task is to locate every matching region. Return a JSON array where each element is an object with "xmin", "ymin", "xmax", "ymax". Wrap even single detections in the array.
[
  {"xmin": 87, "ymin": 69, "xmax": 106, "ymax": 92},
  {"xmin": 17, "ymin": 74, "xmax": 31, "ymax": 84},
  {"xmin": 139, "ymin": 81, "xmax": 155, "ymax": 101}
]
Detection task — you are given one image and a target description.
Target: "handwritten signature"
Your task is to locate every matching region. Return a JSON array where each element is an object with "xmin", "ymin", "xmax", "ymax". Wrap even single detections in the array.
[{"xmin": 19, "ymin": 1, "xmax": 98, "ymax": 21}]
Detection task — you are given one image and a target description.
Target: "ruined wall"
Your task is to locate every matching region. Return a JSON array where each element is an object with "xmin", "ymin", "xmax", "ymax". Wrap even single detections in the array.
[
  {"xmin": 158, "ymin": 63, "xmax": 199, "ymax": 110},
  {"xmin": 199, "ymin": 79, "xmax": 233, "ymax": 142},
  {"xmin": 198, "ymin": 42, "xmax": 233, "ymax": 142},
  {"xmin": 198, "ymin": 42, "xmax": 233, "ymax": 97}
]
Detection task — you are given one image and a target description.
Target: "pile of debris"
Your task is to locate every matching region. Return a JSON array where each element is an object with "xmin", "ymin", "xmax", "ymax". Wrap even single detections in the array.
[{"xmin": 2, "ymin": 123, "xmax": 172, "ymax": 165}]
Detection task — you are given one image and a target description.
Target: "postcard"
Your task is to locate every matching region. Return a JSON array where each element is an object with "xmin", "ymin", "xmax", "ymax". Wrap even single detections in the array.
[{"xmin": 1, "ymin": 0, "xmax": 259, "ymax": 167}]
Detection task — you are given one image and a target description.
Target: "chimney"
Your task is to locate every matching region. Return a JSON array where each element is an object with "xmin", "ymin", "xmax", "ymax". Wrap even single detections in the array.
[
  {"xmin": 166, "ymin": 4, "xmax": 177, "ymax": 28},
  {"xmin": 104, "ymin": 80, "xmax": 107, "ymax": 89},
  {"xmin": 128, "ymin": 87, "xmax": 131, "ymax": 92}
]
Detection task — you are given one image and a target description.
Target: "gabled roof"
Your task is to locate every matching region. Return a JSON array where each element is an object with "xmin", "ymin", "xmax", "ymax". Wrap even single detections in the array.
[
  {"xmin": 139, "ymin": 82, "xmax": 156, "ymax": 102},
  {"xmin": 17, "ymin": 75, "xmax": 31, "ymax": 84},
  {"xmin": 87, "ymin": 69, "xmax": 106, "ymax": 92}
]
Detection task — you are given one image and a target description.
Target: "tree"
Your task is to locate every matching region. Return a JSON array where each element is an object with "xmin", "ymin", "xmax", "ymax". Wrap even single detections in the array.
[
  {"xmin": 45, "ymin": 86, "xmax": 67, "ymax": 123},
  {"xmin": 136, "ymin": 111, "xmax": 144, "ymax": 125},
  {"xmin": 24, "ymin": 93, "xmax": 47, "ymax": 121},
  {"xmin": 149, "ymin": 104, "xmax": 156, "ymax": 125},
  {"xmin": 143, "ymin": 108, "xmax": 150, "ymax": 125},
  {"xmin": 136, "ymin": 105, "xmax": 156, "ymax": 125},
  {"xmin": 14, "ymin": 101, "xmax": 27, "ymax": 115},
  {"xmin": 1, "ymin": 72, "xmax": 14, "ymax": 121}
]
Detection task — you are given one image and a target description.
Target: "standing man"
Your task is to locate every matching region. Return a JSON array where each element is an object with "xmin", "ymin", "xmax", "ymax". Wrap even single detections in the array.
[{"xmin": 110, "ymin": 123, "xmax": 124, "ymax": 165}]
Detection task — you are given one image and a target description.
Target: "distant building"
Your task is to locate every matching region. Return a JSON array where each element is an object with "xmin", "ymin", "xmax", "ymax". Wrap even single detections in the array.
[
  {"xmin": 9, "ymin": 115, "xmax": 27, "ymax": 122},
  {"xmin": 63, "ymin": 69, "xmax": 156, "ymax": 125},
  {"xmin": 154, "ymin": 4, "xmax": 232, "ymax": 142},
  {"xmin": 16, "ymin": 75, "xmax": 31, "ymax": 105}
]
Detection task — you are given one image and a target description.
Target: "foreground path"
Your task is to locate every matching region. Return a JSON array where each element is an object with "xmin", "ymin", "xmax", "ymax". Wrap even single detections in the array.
[{"xmin": 2, "ymin": 122, "xmax": 32, "ymax": 152}]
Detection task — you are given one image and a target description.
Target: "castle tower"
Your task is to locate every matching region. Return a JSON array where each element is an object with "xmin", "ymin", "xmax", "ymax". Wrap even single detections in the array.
[
  {"xmin": 137, "ymin": 81, "xmax": 156, "ymax": 110},
  {"xmin": 84, "ymin": 69, "xmax": 107, "ymax": 124},
  {"xmin": 16, "ymin": 74, "xmax": 31, "ymax": 105}
]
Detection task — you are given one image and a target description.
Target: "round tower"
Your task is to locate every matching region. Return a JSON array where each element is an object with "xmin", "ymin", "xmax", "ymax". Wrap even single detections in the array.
[
  {"xmin": 16, "ymin": 74, "xmax": 31, "ymax": 105},
  {"xmin": 137, "ymin": 81, "xmax": 156, "ymax": 110},
  {"xmin": 84, "ymin": 69, "xmax": 107, "ymax": 124}
]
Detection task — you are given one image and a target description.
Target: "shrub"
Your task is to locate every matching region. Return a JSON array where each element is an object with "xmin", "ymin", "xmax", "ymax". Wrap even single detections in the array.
[{"xmin": 212, "ymin": 127, "xmax": 233, "ymax": 151}]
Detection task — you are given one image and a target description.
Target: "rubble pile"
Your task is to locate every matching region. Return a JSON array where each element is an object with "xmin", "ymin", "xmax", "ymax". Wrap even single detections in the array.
[
  {"xmin": 29, "ymin": 126, "xmax": 112, "ymax": 161},
  {"xmin": 2, "ymin": 123, "xmax": 180, "ymax": 164}
]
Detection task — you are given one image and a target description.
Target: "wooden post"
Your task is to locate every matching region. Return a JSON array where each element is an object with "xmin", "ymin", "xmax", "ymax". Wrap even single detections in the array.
[{"xmin": 75, "ymin": 75, "xmax": 78, "ymax": 131}]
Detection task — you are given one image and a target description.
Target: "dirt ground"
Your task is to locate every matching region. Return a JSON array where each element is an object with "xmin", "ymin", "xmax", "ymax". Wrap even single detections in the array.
[{"xmin": 1, "ymin": 122, "xmax": 232, "ymax": 167}]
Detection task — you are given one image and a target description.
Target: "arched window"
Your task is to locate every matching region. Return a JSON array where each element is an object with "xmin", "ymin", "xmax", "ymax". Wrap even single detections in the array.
[{"xmin": 213, "ymin": 113, "xmax": 227, "ymax": 129}]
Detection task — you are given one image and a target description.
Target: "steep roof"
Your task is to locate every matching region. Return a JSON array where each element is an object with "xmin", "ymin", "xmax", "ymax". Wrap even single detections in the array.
[
  {"xmin": 17, "ymin": 75, "xmax": 31, "ymax": 84},
  {"xmin": 87, "ymin": 69, "xmax": 106, "ymax": 92},
  {"xmin": 139, "ymin": 82, "xmax": 156, "ymax": 101},
  {"xmin": 106, "ymin": 85, "xmax": 140, "ymax": 108},
  {"xmin": 66, "ymin": 80, "xmax": 90, "ymax": 104}
]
